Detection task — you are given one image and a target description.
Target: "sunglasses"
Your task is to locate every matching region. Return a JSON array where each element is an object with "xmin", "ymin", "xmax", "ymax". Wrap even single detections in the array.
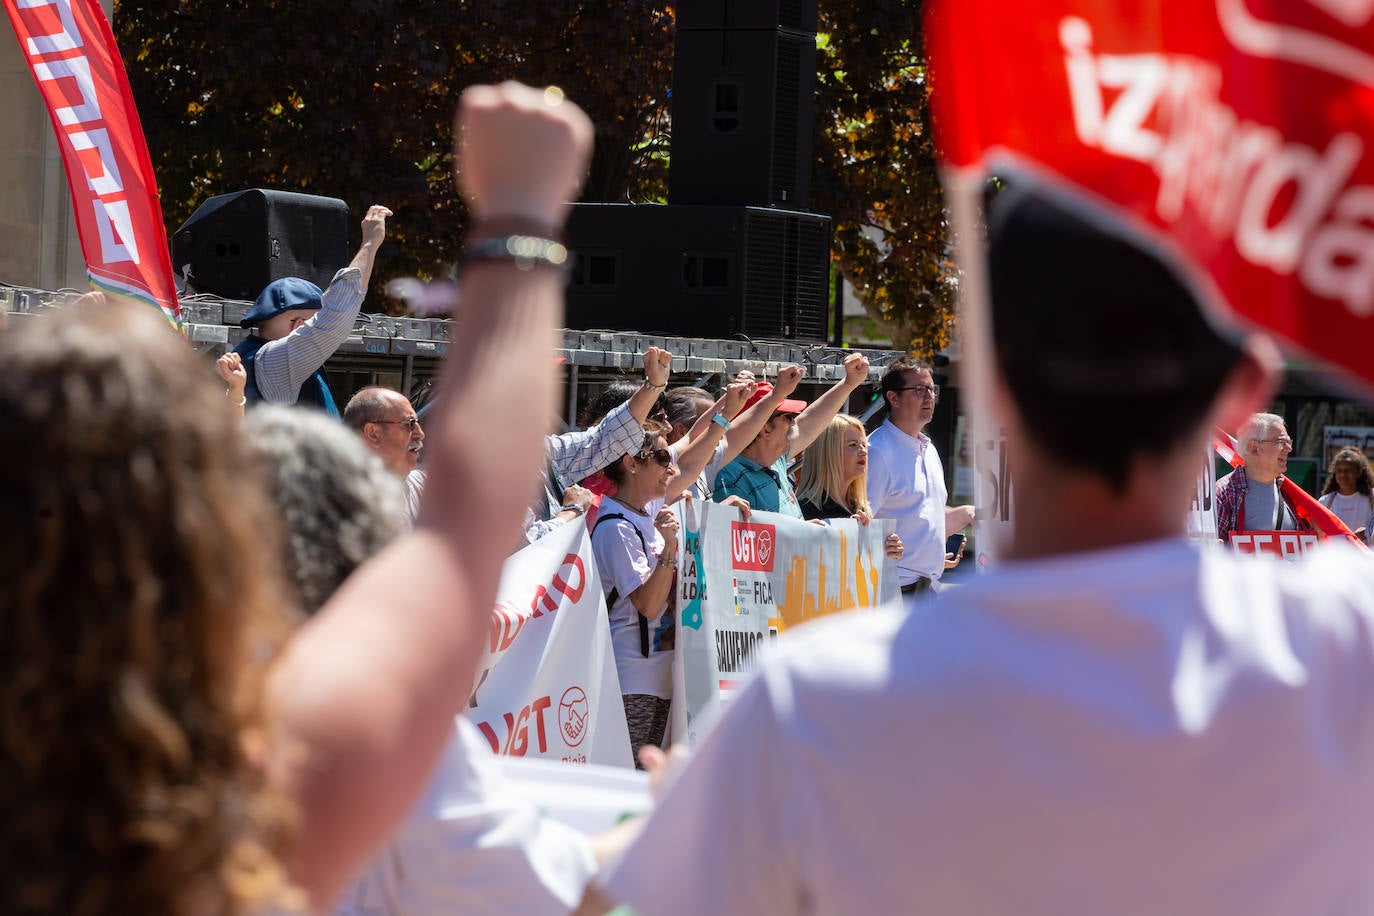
[
  {"xmin": 375, "ymin": 416, "xmax": 422, "ymax": 430},
  {"xmin": 636, "ymin": 447, "xmax": 674, "ymax": 467}
]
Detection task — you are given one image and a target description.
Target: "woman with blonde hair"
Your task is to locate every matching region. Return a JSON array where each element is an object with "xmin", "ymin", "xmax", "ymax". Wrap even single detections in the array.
[
  {"xmin": 794, "ymin": 413, "xmax": 903, "ymax": 559},
  {"xmin": 1319, "ymin": 446, "xmax": 1374, "ymax": 543}
]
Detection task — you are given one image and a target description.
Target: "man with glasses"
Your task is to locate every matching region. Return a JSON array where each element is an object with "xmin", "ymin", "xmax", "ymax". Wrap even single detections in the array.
[
  {"xmin": 344, "ymin": 386, "xmax": 427, "ymax": 524},
  {"xmin": 867, "ymin": 356, "xmax": 975, "ymax": 603},
  {"xmin": 1215, "ymin": 412, "xmax": 1312, "ymax": 544},
  {"xmin": 712, "ymin": 353, "xmax": 871, "ymax": 517}
]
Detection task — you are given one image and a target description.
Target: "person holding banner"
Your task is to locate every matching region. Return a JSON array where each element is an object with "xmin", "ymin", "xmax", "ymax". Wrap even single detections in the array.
[
  {"xmin": 1318, "ymin": 447, "xmax": 1374, "ymax": 544},
  {"xmin": 1215, "ymin": 413, "xmax": 1314, "ymax": 544},
  {"xmin": 795, "ymin": 414, "xmax": 905, "ymax": 559},
  {"xmin": 588, "ymin": 184, "xmax": 1374, "ymax": 916},
  {"xmin": 866, "ymin": 356, "xmax": 974, "ymax": 602},
  {"xmin": 592, "ymin": 422, "xmax": 681, "ymax": 765},
  {"xmin": 233, "ymin": 205, "xmax": 393, "ymax": 417}
]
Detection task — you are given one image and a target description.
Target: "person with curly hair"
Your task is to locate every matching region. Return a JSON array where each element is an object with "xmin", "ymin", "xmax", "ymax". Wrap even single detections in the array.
[
  {"xmin": 1319, "ymin": 446, "xmax": 1374, "ymax": 543},
  {"xmin": 0, "ymin": 80, "xmax": 595, "ymax": 914},
  {"xmin": 793, "ymin": 414, "xmax": 903, "ymax": 560}
]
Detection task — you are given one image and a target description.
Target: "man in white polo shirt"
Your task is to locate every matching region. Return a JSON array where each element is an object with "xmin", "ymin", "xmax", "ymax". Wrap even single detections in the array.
[{"xmin": 866, "ymin": 356, "xmax": 973, "ymax": 602}]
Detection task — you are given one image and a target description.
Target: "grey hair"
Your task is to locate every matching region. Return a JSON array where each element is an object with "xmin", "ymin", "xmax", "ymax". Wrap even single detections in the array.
[
  {"xmin": 662, "ymin": 386, "xmax": 714, "ymax": 429},
  {"xmin": 1238, "ymin": 412, "xmax": 1285, "ymax": 456},
  {"xmin": 245, "ymin": 406, "xmax": 405, "ymax": 614}
]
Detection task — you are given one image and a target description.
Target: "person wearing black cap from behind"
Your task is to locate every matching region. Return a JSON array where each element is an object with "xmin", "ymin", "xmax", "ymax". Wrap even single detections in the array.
[
  {"xmin": 232, "ymin": 204, "xmax": 391, "ymax": 417},
  {"xmin": 588, "ymin": 180, "xmax": 1374, "ymax": 915}
]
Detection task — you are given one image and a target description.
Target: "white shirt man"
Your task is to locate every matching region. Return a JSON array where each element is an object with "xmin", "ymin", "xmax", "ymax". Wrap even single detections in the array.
[
  {"xmin": 589, "ymin": 181, "xmax": 1374, "ymax": 916},
  {"xmin": 343, "ymin": 387, "xmax": 426, "ymax": 526},
  {"xmin": 866, "ymin": 358, "xmax": 973, "ymax": 602}
]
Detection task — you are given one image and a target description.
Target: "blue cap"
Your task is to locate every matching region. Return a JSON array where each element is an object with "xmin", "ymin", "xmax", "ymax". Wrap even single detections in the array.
[{"xmin": 240, "ymin": 277, "xmax": 324, "ymax": 328}]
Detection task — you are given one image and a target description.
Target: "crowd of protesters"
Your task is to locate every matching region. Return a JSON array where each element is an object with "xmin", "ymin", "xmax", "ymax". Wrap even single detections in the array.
[{"xmin": 7, "ymin": 77, "xmax": 1374, "ymax": 916}]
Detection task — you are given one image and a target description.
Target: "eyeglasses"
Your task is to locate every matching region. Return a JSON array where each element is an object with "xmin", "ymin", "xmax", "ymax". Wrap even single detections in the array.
[
  {"xmin": 636, "ymin": 447, "xmax": 674, "ymax": 467},
  {"xmin": 1258, "ymin": 436, "xmax": 1293, "ymax": 447},
  {"xmin": 376, "ymin": 416, "xmax": 422, "ymax": 430},
  {"xmin": 893, "ymin": 384, "xmax": 939, "ymax": 399}
]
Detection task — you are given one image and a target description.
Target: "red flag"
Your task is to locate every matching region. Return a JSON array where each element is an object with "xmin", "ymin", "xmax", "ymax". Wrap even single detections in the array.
[
  {"xmin": 925, "ymin": 0, "xmax": 1374, "ymax": 393},
  {"xmin": 1213, "ymin": 427, "xmax": 1368, "ymax": 548},
  {"xmin": 4, "ymin": 0, "xmax": 179, "ymax": 325}
]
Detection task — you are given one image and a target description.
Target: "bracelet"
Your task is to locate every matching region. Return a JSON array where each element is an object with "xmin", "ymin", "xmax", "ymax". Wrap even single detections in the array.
[
  {"xmin": 658, "ymin": 554, "xmax": 678, "ymax": 569},
  {"xmin": 560, "ymin": 503, "xmax": 586, "ymax": 517},
  {"xmin": 226, "ymin": 390, "xmax": 247, "ymax": 407},
  {"xmin": 463, "ymin": 235, "xmax": 570, "ymax": 272},
  {"xmin": 643, "ymin": 381, "xmax": 667, "ymax": 390},
  {"xmin": 711, "ymin": 412, "xmax": 730, "ymax": 430}
]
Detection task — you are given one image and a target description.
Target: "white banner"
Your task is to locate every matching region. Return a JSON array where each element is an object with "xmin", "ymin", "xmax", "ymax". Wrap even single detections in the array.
[
  {"xmin": 1186, "ymin": 448, "xmax": 1218, "ymax": 544},
  {"xmin": 672, "ymin": 500, "xmax": 901, "ymax": 745},
  {"xmin": 467, "ymin": 522, "xmax": 633, "ymax": 768}
]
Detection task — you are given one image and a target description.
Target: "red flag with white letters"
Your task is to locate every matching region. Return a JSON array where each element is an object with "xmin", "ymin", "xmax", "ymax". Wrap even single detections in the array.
[
  {"xmin": 925, "ymin": 0, "xmax": 1374, "ymax": 391},
  {"xmin": 4, "ymin": 0, "xmax": 179, "ymax": 325}
]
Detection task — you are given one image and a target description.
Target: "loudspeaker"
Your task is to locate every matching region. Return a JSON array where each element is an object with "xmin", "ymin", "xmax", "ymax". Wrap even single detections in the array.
[
  {"xmin": 565, "ymin": 203, "xmax": 831, "ymax": 342},
  {"xmin": 669, "ymin": 28, "xmax": 817, "ymax": 209},
  {"xmin": 676, "ymin": 0, "xmax": 818, "ymax": 33},
  {"xmin": 171, "ymin": 189, "xmax": 350, "ymax": 300}
]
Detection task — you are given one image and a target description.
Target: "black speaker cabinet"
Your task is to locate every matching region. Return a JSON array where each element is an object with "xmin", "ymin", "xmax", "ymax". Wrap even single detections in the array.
[
  {"xmin": 677, "ymin": 0, "xmax": 818, "ymax": 33},
  {"xmin": 565, "ymin": 203, "xmax": 831, "ymax": 342},
  {"xmin": 669, "ymin": 28, "xmax": 817, "ymax": 209},
  {"xmin": 171, "ymin": 189, "xmax": 350, "ymax": 300}
]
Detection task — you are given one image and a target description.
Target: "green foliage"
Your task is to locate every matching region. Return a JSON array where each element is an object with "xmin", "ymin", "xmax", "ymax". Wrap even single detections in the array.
[
  {"xmin": 115, "ymin": 0, "xmax": 953, "ymax": 348},
  {"xmin": 813, "ymin": 0, "xmax": 956, "ymax": 357}
]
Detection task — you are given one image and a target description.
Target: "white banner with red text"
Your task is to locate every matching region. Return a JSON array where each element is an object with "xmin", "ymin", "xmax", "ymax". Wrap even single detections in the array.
[
  {"xmin": 466, "ymin": 521, "xmax": 633, "ymax": 768},
  {"xmin": 3, "ymin": 0, "xmax": 179, "ymax": 323},
  {"xmin": 671, "ymin": 500, "xmax": 901, "ymax": 746}
]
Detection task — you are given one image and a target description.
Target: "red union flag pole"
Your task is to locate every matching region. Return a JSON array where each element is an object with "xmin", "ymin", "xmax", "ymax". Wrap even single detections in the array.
[
  {"xmin": 4, "ymin": 0, "xmax": 179, "ymax": 326},
  {"xmin": 924, "ymin": 0, "xmax": 1374, "ymax": 392}
]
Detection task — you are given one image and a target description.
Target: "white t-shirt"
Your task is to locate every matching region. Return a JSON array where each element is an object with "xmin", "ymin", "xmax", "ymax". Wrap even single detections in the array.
[
  {"xmin": 592, "ymin": 501, "xmax": 674, "ymax": 698},
  {"xmin": 866, "ymin": 419, "xmax": 948, "ymax": 583},
  {"xmin": 1320, "ymin": 491, "xmax": 1374, "ymax": 541},
  {"xmin": 334, "ymin": 718, "xmax": 596, "ymax": 916},
  {"xmin": 601, "ymin": 539, "xmax": 1374, "ymax": 916},
  {"xmin": 402, "ymin": 468, "xmax": 426, "ymax": 528}
]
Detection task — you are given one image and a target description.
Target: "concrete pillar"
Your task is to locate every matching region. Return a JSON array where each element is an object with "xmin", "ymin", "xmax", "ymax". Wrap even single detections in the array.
[{"xmin": 0, "ymin": 0, "xmax": 116, "ymax": 292}]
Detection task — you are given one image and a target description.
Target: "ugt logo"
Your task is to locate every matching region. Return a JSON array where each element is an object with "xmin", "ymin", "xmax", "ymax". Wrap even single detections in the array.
[
  {"xmin": 730, "ymin": 521, "xmax": 776, "ymax": 572},
  {"xmin": 558, "ymin": 686, "xmax": 589, "ymax": 748}
]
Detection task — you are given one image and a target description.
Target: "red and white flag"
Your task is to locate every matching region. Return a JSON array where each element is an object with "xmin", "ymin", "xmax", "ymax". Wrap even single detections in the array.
[
  {"xmin": 4, "ymin": 0, "xmax": 179, "ymax": 325},
  {"xmin": 925, "ymin": 0, "xmax": 1374, "ymax": 392}
]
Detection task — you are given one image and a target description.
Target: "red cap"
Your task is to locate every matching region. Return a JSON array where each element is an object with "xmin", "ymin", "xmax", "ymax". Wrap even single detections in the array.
[{"xmin": 743, "ymin": 381, "xmax": 807, "ymax": 414}]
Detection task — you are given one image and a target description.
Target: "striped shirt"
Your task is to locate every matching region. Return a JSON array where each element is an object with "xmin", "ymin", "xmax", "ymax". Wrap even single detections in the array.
[{"xmin": 252, "ymin": 267, "xmax": 366, "ymax": 404}]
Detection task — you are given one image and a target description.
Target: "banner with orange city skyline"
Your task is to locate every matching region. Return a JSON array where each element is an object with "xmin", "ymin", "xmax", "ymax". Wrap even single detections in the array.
[{"xmin": 671, "ymin": 500, "xmax": 900, "ymax": 746}]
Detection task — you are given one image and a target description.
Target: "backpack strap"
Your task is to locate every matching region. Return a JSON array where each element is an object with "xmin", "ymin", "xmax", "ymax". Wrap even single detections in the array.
[{"xmin": 592, "ymin": 512, "xmax": 653, "ymax": 657}]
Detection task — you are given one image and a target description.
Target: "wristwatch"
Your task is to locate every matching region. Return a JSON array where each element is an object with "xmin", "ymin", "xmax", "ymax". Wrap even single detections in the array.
[{"xmin": 560, "ymin": 503, "xmax": 586, "ymax": 517}]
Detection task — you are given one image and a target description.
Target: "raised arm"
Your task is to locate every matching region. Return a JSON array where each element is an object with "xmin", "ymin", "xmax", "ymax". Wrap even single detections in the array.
[
  {"xmin": 625, "ymin": 347, "xmax": 673, "ymax": 424},
  {"xmin": 721, "ymin": 365, "xmax": 802, "ymax": 465},
  {"xmin": 254, "ymin": 205, "xmax": 391, "ymax": 401},
  {"xmin": 665, "ymin": 379, "xmax": 754, "ymax": 504},
  {"xmin": 266, "ymin": 83, "xmax": 593, "ymax": 909},
  {"xmin": 792, "ymin": 353, "xmax": 869, "ymax": 454}
]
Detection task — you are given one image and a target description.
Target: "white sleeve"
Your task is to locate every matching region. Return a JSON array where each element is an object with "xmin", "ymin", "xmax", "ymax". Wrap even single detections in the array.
[
  {"xmin": 597, "ymin": 666, "xmax": 805, "ymax": 916},
  {"xmin": 593, "ymin": 518, "xmax": 654, "ymax": 602},
  {"xmin": 865, "ymin": 444, "xmax": 894, "ymax": 516},
  {"xmin": 334, "ymin": 720, "xmax": 596, "ymax": 916}
]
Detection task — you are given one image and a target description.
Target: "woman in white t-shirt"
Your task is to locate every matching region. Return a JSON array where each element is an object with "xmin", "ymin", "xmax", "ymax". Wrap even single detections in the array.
[
  {"xmin": 1318, "ymin": 447, "xmax": 1374, "ymax": 543},
  {"xmin": 590, "ymin": 422, "xmax": 681, "ymax": 766}
]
